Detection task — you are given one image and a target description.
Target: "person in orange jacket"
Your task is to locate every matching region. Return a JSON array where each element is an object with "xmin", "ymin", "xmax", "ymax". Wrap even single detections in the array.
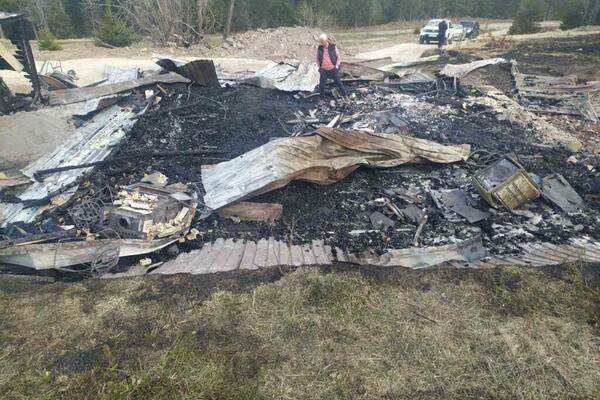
[{"xmin": 316, "ymin": 33, "xmax": 347, "ymax": 101}]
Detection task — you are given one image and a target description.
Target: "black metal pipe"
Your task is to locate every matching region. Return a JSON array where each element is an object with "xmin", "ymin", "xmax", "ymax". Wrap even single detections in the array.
[{"xmin": 33, "ymin": 149, "xmax": 228, "ymax": 181}]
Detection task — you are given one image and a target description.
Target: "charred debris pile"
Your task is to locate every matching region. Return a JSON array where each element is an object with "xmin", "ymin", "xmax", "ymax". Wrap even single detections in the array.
[{"xmin": 1, "ymin": 53, "xmax": 599, "ymax": 278}]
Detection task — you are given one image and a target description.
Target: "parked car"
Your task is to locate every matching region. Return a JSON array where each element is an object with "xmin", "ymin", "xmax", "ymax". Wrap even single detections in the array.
[
  {"xmin": 460, "ymin": 20, "xmax": 480, "ymax": 39},
  {"xmin": 418, "ymin": 19, "xmax": 458, "ymax": 44},
  {"xmin": 452, "ymin": 24, "xmax": 467, "ymax": 42}
]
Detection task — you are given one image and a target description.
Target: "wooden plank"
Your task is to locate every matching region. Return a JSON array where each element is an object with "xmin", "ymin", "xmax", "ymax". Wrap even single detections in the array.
[
  {"xmin": 334, "ymin": 246, "xmax": 349, "ymax": 263},
  {"xmin": 340, "ymin": 61, "xmax": 390, "ymax": 80},
  {"xmin": 156, "ymin": 251, "xmax": 193, "ymax": 275},
  {"xmin": 217, "ymin": 202, "xmax": 283, "ymax": 221},
  {"xmin": 47, "ymin": 73, "xmax": 189, "ymax": 105}
]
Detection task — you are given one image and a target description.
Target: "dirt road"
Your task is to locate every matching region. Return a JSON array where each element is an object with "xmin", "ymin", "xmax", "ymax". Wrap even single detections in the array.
[{"xmin": 1, "ymin": 56, "xmax": 272, "ymax": 94}]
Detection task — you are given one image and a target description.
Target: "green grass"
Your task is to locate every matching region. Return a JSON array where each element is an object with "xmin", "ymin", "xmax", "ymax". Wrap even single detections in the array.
[{"xmin": 0, "ymin": 264, "xmax": 598, "ymax": 399}]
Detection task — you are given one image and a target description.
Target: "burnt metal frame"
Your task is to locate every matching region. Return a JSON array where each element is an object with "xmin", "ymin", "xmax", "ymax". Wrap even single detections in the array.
[{"xmin": 0, "ymin": 13, "xmax": 41, "ymax": 104}]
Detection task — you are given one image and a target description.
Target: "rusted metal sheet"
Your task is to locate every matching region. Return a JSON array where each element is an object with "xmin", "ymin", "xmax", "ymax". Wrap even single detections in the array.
[
  {"xmin": 440, "ymin": 58, "xmax": 506, "ymax": 79},
  {"xmin": 202, "ymin": 127, "xmax": 471, "ymax": 212},
  {"xmin": 47, "ymin": 73, "xmax": 189, "ymax": 105},
  {"xmin": 40, "ymin": 72, "xmax": 78, "ymax": 90},
  {"xmin": 340, "ymin": 61, "xmax": 394, "ymax": 81},
  {"xmin": 155, "ymin": 58, "xmax": 219, "ymax": 87},
  {"xmin": 379, "ymin": 55, "xmax": 441, "ymax": 72},
  {"xmin": 217, "ymin": 201, "xmax": 283, "ymax": 221}
]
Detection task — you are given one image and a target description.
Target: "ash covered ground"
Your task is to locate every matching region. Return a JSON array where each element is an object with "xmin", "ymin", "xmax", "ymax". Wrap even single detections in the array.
[{"xmin": 59, "ymin": 79, "xmax": 600, "ymax": 257}]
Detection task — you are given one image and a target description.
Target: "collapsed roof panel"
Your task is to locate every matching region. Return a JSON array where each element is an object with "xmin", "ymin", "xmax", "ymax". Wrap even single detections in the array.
[
  {"xmin": 339, "ymin": 61, "xmax": 395, "ymax": 81},
  {"xmin": 202, "ymin": 127, "xmax": 470, "ymax": 211},
  {"xmin": 47, "ymin": 72, "xmax": 189, "ymax": 105},
  {"xmin": 155, "ymin": 57, "xmax": 220, "ymax": 87},
  {"xmin": 512, "ymin": 62, "xmax": 600, "ymax": 122},
  {"xmin": 148, "ymin": 236, "xmax": 600, "ymax": 277},
  {"xmin": 244, "ymin": 61, "xmax": 320, "ymax": 92},
  {"xmin": 0, "ymin": 105, "xmax": 137, "ymax": 227},
  {"xmin": 440, "ymin": 58, "xmax": 506, "ymax": 79}
]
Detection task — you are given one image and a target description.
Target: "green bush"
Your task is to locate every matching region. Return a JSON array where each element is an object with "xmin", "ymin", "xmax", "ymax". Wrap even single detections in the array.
[
  {"xmin": 508, "ymin": 0, "xmax": 543, "ymax": 35},
  {"xmin": 37, "ymin": 30, "xmax": 62, "ymax": 51},
  {"xmin": 94, "ymin": 13, "xmax": 136, "ymax": 48}
]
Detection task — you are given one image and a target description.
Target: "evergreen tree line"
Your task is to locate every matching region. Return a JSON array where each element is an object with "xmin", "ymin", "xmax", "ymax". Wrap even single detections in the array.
[{"xmin": 0, "ymin": 0, "xmax": 598, "ymax": 45}]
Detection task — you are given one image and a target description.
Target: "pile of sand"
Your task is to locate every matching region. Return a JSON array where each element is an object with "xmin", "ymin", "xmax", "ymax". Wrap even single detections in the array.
[
  {"xmin": 218, "ymin": 26, "xmax": 330, "ymax": 60},
  {"xmin": 0, "ymin": 105, "xmax": 79, "ymax": 169}
]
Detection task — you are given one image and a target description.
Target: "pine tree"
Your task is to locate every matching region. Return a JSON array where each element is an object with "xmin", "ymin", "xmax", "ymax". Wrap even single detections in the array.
[{"xmin": 509, "ymin": 0, "xmax": 544, "ymax": 34}]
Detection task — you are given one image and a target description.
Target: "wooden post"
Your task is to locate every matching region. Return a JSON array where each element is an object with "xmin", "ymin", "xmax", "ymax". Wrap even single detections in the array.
[{"xmin": 223, "ymin": 0, "xmax": 235, "ymax": 40}]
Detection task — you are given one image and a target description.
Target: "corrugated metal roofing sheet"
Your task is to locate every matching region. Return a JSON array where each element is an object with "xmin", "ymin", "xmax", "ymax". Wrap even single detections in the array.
[
  {"xmin": 152, "ymin": 238, "xmax": 344, "ymax": 275},
  {"xmin": 155, "ymin": 58, "xmax": 219, "ymax": 87},
  {"xmin": 440, "ymin": 58, "xmax": 506, "ymax": 79},
  {"xmin": 202, "ymin": 127, "xmax": 471, "ymax": 211},
  {"xmin": 47, "ymin": 72, "xmax": 189, "ymax": 105},
  {"xmin": 0, "ymin": 105, "xmax": 136, "ymax": 227},
  {"xmin": 144, "ymin": 237, "xmax": 600, "ymax": 277},
  {"xmin": 245, "ymin": 61, "xmax": 320, "ymax": 92}
]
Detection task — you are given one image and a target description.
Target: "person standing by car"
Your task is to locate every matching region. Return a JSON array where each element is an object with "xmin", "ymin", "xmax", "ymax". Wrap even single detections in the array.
[
  {"xmin": 316, "ymin": 33, "xmax": 347, "ymax": 101},
  {"xmin": 438, "ymin": 17, "xmax": 448, "ymax": 49}
]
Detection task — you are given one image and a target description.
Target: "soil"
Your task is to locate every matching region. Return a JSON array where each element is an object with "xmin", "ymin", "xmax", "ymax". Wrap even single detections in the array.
[
  {"xmin": 499, "ymin": 34, "xmax": 600, "ymax": 78},
  {"xmin": 215, "ymin": 26, "xmax": 323, "ymax": 60}
]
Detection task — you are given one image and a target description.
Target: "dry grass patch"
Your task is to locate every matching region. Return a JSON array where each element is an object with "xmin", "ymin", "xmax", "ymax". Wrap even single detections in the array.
[{"xmin": 0, "ymin": 264, "xmax": 598, "ymax": 399}]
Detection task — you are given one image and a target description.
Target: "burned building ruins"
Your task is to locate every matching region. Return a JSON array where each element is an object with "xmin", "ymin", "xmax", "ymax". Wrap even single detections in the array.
[{"xmin": 1, "ymin": 41, "xmax": 600, "ymax": 278}]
